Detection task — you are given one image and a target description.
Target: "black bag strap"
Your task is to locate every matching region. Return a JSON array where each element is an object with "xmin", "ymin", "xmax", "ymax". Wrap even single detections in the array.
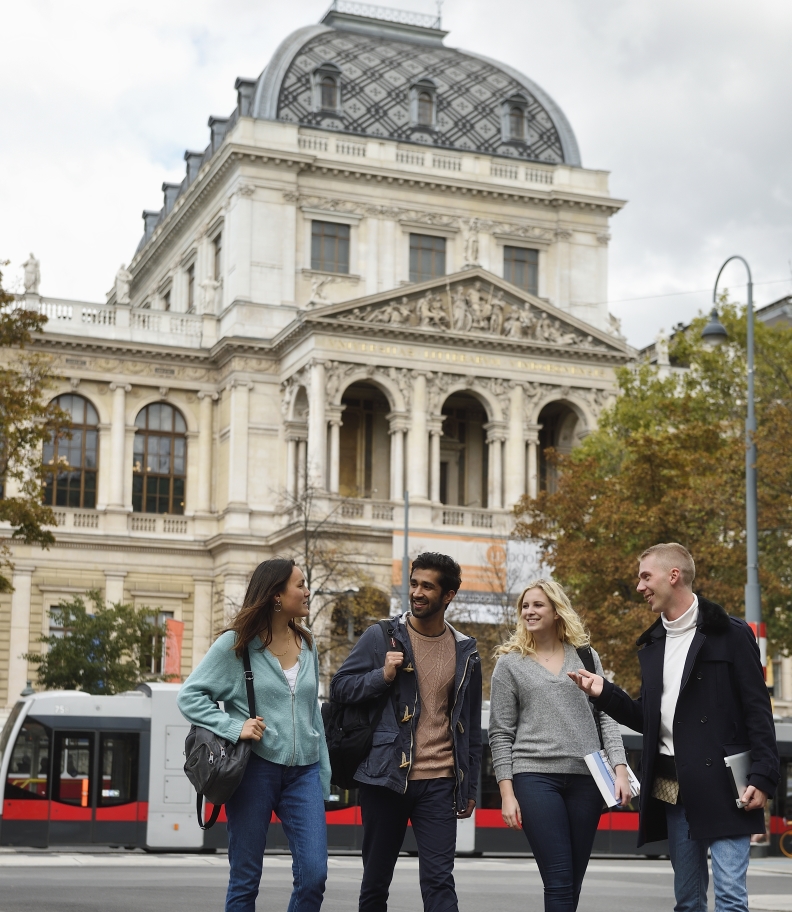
[
  {"xmin": 242, "ymin": 647, "xmax": 256, "ymax": 719},
  {"xmin": 197, "ymin": 793, "xmax": 222, "ymax": 830},
  {"xmin": 366, "ymin": 619, "xmax": 401, "ymax": 731},
  {"xmin": 576, "ymin": 645, "xmax": 604, "ymax": 752}
]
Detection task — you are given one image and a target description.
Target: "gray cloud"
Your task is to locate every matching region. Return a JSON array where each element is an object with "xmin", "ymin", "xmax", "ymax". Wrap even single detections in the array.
[{"xmin": 2, "ymin": 0, "xmax": 790, "ymax": 346}]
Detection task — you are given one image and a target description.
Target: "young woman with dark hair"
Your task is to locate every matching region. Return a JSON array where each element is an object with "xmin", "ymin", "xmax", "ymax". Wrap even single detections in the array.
[{"xmin": 178, "ymin": 559, "xmax": 330, "ymax": 912}]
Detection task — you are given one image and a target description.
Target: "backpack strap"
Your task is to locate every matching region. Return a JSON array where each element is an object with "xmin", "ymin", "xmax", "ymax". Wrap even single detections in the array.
[
  {"xmin": 365, "ymin": 619, "xmax": 402, "ymax": 731},
  {"xmin": 242, "ymin": 647, "xmax": 256, "ymax": 719},
  {"xmin": 576, "ymin": 645, "xmax": 604, "ymax": 752}
]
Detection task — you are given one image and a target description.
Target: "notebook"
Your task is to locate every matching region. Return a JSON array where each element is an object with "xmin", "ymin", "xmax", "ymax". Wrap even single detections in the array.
[
  {"xmin": 584, "ymin": 749, "xmax": 640, "ymax": 807},
  {"xmin": 724, "ymin": 750, "xmax": 752, "ymax": 808}
]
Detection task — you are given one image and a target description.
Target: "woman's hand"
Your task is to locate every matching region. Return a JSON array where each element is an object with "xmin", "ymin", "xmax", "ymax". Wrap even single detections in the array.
[
  {"xmin": 499, "ymin": 781, "xmax": 523, "ymax": 829},
  {"xmin": 613, "ymin": 764, "xmax": 632, "ymax": 807},
  {"xmin": 240, "ymin": 716, "xmax": 266, "ymax": 741}
]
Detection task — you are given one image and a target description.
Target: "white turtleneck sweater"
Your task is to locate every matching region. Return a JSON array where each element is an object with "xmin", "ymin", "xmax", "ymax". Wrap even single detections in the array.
[{"xmin": 658, "ymin": 596, "xmax": 699, "ymax": 756}]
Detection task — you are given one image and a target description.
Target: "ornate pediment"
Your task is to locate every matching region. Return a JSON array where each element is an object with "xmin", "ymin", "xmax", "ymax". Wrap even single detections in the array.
[{"xmin": 309, "ymin": 271, "xmax": 625, "ymax": 354}]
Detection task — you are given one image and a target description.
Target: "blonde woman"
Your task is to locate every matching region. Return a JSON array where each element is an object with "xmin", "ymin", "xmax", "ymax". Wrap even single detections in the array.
[{"xmin": 489, "ymin": 579, "xmax": 630, "ymax": 912}]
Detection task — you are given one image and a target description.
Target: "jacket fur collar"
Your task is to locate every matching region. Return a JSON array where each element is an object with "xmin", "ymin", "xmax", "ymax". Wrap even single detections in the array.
[{"xmin": 636, "ymin": 595, "xmax": 731, "ymax": 647}]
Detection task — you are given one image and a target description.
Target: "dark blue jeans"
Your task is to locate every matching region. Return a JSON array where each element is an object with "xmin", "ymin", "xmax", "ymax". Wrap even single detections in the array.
[
  {"xmin": 224, "ymin": 754, "xmax": 327, "ymax": 912},
  {"xmin": 358, "ymin": 778, "xmax": 459, "ymax": 912},
  {"xmin": 513, "ymin": 772, "xmax": 603, "ymax": 912}
]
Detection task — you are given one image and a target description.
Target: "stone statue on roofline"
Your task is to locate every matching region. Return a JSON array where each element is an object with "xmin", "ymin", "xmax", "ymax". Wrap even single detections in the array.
[
  {"xmin": 22, "ymin": 253, "xmax": 40, "ymax": 294},
  {"xmin": 115, "ymin": 264, "xmax": 132, "ymax": 305}
]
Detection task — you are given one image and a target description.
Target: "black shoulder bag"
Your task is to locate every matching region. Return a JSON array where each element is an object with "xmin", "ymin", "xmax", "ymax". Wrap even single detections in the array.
[
  {"xmin": 575, "ymin": 645, "xmax": 604, "ymax": 750},
  {"xmin": 322, "ymin": 619, "xmax": 402, "ymax": 790},
  {"xmin": 183, "ymin": 647, "xmax": 256, "ymax": 830}
]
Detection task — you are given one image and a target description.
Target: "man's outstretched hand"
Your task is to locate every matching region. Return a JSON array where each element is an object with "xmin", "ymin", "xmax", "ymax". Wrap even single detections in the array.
[{"xmin": 567, "ymin": 669, "xmax": 605, "ymax": 698}]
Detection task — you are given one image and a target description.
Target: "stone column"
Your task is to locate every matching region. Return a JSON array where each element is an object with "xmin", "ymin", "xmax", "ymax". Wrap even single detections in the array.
[
  {"xmin": 223, "ymin": 573, "xmax": 248, "ymax": 624},
  {"xmin": 104, "ymin": 571, "xmax": 127, "ymax": 605},
  {"xmin": 281, "ymin": 195, "xmax": 297, "ymax": 305},
  {"xmin": 108, "ymin": 383, "xmax": 130, "ymax": 510},
  {"xmin": 297, "ymin": 439, "xmax": 307, "ymax": 498},
  {"xmin": 365, "ymin": 216, "xmax": 379, "ymax": 295},
  {"xmin": 286, "ymin": 438, "xmax": 297, "ymax": 498},
  {"xmin": 407, "ymin": 373, "xmax": 429, "ymax": 501},
  {"xmin": 7, "ymin": 565, "xmax": 33, "ymax": 707},
  {"xmin": 387, "ymin": 412, "xmax": 408, "ymax": 501},
  {"xmin": 428, "ymin": 417, "xmax": 444, "ymax": 504},
  {"xmin": 504, "ymin": 384, "xmax": 526, "ymax": 508},
  {"xmin": 191, "ymin": 577, "xmax": 214, "ymax": 668},
  {"xmin": 526, "ymin": 424, "xmax": 542, "ymax": 499},
  {"xmin": 195, "ymin": 391, "xmax": 217, "ymax": 514},
  {"xmin": 326, "ymin": 406, "xmax": 345, "ymax": 495},
  {"xmin": 227, "ymin": 185, "xmax": 254, "ymax": 303},
  {"xmin": 225, "ymin": 381, "xmax": 252, "ymax": 532},
  {"xmin": 307, "ymin": 361, "xmax": 327, "ymax": 489},
  {"xmin": 485, "ymin": 422, "xmax": 507, "ymax": 510}
]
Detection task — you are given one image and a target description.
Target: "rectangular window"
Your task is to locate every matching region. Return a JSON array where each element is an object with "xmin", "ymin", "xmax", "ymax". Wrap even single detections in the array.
[
  {"xmin": 98, "ymin": 733, "xmax": 139, "ymax": 806},
  {"xmin": 409, "ymin": 234, "xmax": 446, "ymax": 283},
  {"xmin": 5, "ymin": 721, "xmax": 50, "ymax": 800},
  {"xmin": 504, "ymin": 246, "xmax": 539, "ymax": 296},
  {"xmin": 142, "ymin": 612, "xmax": 174, "ymax": 674},
  {"xmin": 213, "ymin": 232, "xmax": 223, "ymax": 280},
  {"xmin": 52, "ymin": 732, "xmax": 93, "ymax": 806},
  {"xmin": 311, "ymin": 221, "xmax": 350, "ymax": 274},
  {"xmin": 186, "ymin": 264, "xmax": 195, "ymax": 312}
]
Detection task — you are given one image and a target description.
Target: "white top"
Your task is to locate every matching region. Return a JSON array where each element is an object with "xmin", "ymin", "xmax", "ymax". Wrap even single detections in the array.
[
  {"xmin": 282, "ymin": 660, "xmax": 300, "ymax": 693},
  {"xmin": 659, "ymin": 596, "xmax": 699, "ymax": 756}
]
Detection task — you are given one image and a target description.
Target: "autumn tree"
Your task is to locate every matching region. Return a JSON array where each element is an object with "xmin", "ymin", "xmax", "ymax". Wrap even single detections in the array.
[
  {"xmin": 0, "ymin": 265, "xmax": 66, "ymax": 591},
  {"xmin": 24, "ymin": 591, "xmax": 162, "ymax": 694},
  {"xmin": 514, "ymin": 302, "xmax": 792, "ymax": 693}
]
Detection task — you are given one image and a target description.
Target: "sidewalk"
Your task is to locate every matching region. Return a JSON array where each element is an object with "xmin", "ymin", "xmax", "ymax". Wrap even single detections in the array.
[{"xmin": 748, "ymin": 857, "xmax": 792, "ymax": 911}]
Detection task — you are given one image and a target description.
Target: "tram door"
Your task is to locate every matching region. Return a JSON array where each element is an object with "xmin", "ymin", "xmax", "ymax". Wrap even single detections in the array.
[{"xmin": 50, "ymin": 730, "xmax": 140, "ymax": 845}]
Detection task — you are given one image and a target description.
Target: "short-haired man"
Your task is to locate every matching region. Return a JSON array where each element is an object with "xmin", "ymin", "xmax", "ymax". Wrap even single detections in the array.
[
  {"xmin": 331, "ymin": 552, "xmax": 482, "ymax": 912},
  {"xmin": 570, "ymin": 543, "xmax": 779, "ymax": 912}
]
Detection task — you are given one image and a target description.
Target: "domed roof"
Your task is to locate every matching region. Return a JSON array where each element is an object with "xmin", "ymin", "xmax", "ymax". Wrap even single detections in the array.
[{"xmin": 252, "ymin": 10, "xmax": 580, "ymax": 166}]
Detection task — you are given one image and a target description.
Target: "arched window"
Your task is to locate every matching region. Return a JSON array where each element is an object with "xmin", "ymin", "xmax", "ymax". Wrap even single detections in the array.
[
  {"xmin": 417, "ymin": 91, "xmax": 434, "ymax": 126},
  {"xmin": 132, "ymin": 403, "xmax": 186, "ymax": 515},
  {"xmin": 43, "ymin": 394, "xmax": 99, "ymax": 508},
  {"xmin": 321, "ymin": 75, "xmax": 338, "ymax": 111},
  {"xmin": 509, "ymin": 105, "xmax": 525, "ymax": 140}
]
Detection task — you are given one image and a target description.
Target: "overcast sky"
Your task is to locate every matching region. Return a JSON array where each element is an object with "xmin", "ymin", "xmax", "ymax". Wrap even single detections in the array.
[{"xmin": 2, "ymin": 0, "xmax": 791, "ymax": 348}]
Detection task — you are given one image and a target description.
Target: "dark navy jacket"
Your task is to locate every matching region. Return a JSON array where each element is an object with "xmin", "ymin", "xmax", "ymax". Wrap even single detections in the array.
[
  {"xmin": 594, "ymin": 597, "xmax": 779, "ymax": 845},
  {"xmin": 330, "ymin": 613, "xmax": 482, "ymax": 810}
]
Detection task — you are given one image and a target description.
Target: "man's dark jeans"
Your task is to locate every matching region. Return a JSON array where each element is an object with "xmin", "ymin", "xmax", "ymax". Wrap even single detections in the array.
[
  {"xmin": 513, "ymin": 772, "xmax": 603, "ymax": 912},
  {"xmin": 358, "ymin": 778, "xmax": 459, "ymax": 912}
]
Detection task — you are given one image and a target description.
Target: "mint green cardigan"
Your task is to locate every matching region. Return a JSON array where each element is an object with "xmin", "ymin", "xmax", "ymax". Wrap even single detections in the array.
[{"xmin": 177, "ymin": 630, "xmax": 330, "ymax": 798}]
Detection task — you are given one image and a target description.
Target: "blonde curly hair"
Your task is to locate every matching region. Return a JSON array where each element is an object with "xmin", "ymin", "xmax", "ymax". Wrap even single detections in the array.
[{"xmin": 495, "ymin": 577, "xmax": 590, "ymax": 658}]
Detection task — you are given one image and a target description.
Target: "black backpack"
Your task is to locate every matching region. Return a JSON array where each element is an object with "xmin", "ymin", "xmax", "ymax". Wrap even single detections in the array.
[
  {"xmin": 183, "ymin": 647, "xmax": 256, "ymax": 830},
  {"xmin": 322, "ymin": 619, "xmax": 402, "ymax": 790}
]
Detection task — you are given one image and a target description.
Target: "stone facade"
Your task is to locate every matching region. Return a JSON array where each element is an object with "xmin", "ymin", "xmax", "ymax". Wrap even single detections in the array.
[{"xmin": 0, "ymin": 7, "xmax": 632, "ymax": 710}]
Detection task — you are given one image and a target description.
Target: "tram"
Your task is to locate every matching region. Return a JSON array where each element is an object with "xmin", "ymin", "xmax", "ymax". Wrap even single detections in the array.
[{"xmin": 2, "ymin": 687, "xmax": 791, "ymax": 855}]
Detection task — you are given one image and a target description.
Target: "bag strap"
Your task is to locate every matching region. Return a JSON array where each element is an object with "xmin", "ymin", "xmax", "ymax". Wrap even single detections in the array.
[
  {"xmin": 576, "ymin": 645, "xmax": 604, "ymax": 752},
  {"xmin": 197, "ymin": 792, "xmax": 222, "ymax": 830},
  {"xmin": 365, "ymin": 619, "xmax": 401, "ymax": 731},
  {"xmin": 242, "ymin": 647, "xmax": 256, "ymax": 719}
]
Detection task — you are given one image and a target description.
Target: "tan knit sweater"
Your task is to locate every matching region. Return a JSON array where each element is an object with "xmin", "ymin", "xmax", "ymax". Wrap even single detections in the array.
[{"xmin": 407, "ymin": 622, "xmax": 456, "ymax": 780}]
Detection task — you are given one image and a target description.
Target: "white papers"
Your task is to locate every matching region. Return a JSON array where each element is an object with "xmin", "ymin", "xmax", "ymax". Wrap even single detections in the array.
[
  {"xmin": 724, "ymin": 750, "xmax": 752, "ymax": 808},
  {"xmin": 584, "ymin": 749, "xmax": 641, "ymax": 807}
]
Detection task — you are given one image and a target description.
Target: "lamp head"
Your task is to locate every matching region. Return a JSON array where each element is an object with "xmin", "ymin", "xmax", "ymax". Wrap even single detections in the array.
[{"xmin": 701, "ymin": 307, "xmax": 728, "ymax": 348}]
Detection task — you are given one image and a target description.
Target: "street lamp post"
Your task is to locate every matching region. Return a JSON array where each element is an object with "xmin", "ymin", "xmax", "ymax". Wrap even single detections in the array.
[{"xmin": 703, "ymin": 256, "xmax": 765, "ymax": 669}]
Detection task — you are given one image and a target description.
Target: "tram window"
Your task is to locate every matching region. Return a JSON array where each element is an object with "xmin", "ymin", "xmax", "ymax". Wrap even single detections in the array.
[
  {"xmin": 0, "ymin": 702, "xmax": 25, "ymax": 766},
  {"xmin": 52, "ymin": 732, "xmax": 94, "ymax": 807},
  {"xmin": 4, "ymin": 721, "xmax": 51, "ymax": 800},
  {"xmin": 98, "ymin": 733, "xmax": 139, "ymax": 806}
]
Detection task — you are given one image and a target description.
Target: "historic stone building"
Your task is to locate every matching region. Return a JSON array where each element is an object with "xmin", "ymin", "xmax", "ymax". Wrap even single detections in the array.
[{"xmin": 1, "ymin": 3, "xmax": 632, "ymax": 709}]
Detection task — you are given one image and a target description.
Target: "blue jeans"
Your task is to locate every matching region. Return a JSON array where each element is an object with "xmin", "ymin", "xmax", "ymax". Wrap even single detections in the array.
[
  {"xmin": 665, "ymin": 802, "xmax": 750, "ymax": 912},
  {"xmin": 512, "ymin": 773, "xmax": 604, "ymax": 912},
  {"xmin": 358, "ymin": 778, "xmax": 459, "ymax": 912},
  {"xmin": 224, "ymin": 754, "xmax": 327, "ymax": 912}
]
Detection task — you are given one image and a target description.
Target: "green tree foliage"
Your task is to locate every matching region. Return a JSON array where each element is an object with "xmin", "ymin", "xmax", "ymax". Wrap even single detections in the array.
[
  {"xmin": 24, "ymin": 591, "xmax": 162, "ymax": 694},
  {"xmin": 1, "ymin": 264, "xmax": 67, "ymax": 591},
  {"xmin": 514, "ymin": 302, "xmax": 792, "ymax": 693}
]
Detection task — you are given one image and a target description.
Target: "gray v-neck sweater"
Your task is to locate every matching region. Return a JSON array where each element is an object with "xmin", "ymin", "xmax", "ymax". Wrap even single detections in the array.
[{"xmin": 488, "ymin": 643, "xmax": 627, "ymax": 780}]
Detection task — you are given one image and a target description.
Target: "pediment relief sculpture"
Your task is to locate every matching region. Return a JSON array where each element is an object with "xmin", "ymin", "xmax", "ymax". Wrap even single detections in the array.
[{"xmin": 336, "ymin": 281, "xmax": 608, "ymax": 350}]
